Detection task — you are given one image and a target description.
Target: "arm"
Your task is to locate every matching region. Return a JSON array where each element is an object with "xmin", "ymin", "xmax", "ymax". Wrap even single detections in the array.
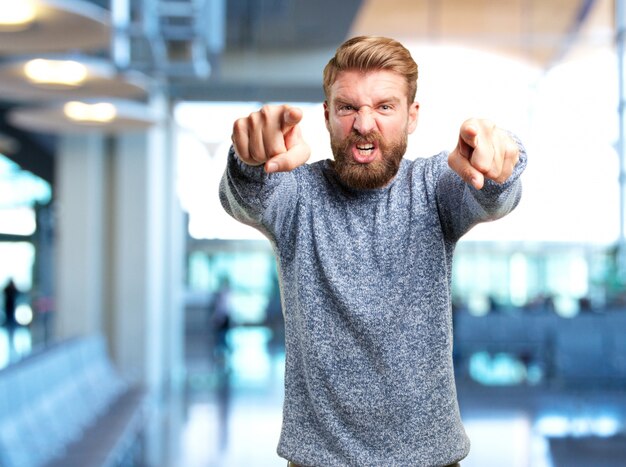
[
  {"xmin": 437, "ymin": 119, "xmax": 527, "ymax": 240},
  {"xmin": 219, "ymin": 104, "xmax": 311, "ymax": 237}
]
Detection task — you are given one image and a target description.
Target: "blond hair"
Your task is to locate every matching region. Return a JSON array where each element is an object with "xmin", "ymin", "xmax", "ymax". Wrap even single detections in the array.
[{"xmin": 322, "ymin": 36, "xmax": 418, "ymax": 104}]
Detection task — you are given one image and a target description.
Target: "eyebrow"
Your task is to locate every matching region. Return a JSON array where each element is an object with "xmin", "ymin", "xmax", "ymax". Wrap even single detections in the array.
[
  {"xmin": 376, "ymin": 96, "xmax": 402, "ymax": 105},
  {"xmin": 333, "ymin": 95, "xmax": 403, "ymax": 107}
]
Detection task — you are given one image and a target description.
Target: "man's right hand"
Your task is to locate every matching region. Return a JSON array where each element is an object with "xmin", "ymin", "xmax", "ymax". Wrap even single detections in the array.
[{"xmin": 231, "ymin": 104, "xmax": 311, "ymax": 173}]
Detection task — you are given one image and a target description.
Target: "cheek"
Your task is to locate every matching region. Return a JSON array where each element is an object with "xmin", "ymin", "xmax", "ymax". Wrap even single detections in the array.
[
  {"xmin": 328, "ymin": 118, "xmax": 352, "ymax": 139},
  {"xmin": 326, "ymin": 121, "xmax": 344, "ymax": 140},
  {"xmin": 381, "ymin": 119, "xmax": 407, "ymax": 139}
]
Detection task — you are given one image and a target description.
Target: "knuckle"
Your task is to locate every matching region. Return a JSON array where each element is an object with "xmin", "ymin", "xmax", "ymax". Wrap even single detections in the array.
[
  {"xmin": 472, "ymin": 158, "xmax": 490, "ymax": 172},
  {"xmin": 259, "ymin": 105, "xmax": 275, "ymax": 121},
  {"xmin": 463, "ymin": 117, "xmax": 476, "ymax": 128},
  {"xmin": 232, "ymin": 118, "xmax": 246, "ymax": 134},
  {"xmin": 249, "ymin": 150, "xmax": 265, "ymax": 164},
  {"xmin": 248, "ymin": 112, "xmax": 261, "ymax": 130},
  {"xmin": 487, "ymin": 170, "xmax": 502, "ymax": 182}
]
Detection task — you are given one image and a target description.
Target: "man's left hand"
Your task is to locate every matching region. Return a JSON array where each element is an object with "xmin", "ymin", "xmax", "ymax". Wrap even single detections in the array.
[{"xmin": 447, "ymin": 118, "xmax": 520, "ymax": 190}]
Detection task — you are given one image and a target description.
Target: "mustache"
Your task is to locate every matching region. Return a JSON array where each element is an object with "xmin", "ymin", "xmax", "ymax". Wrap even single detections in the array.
[{"xmin": 345, "ymin": 130, "xmax": 382, "ymax": 146}]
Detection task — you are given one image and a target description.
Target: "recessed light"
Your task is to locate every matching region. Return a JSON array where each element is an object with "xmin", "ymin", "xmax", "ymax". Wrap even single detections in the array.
[
  {"xmin": 0, "ymin": 0, "xmax": 37, "ymax": 31},
  {"xmin": 64, "ymin": 101, "xmax": 117, "ymax": 123},
  {"xmin": 24, "ymin": 59, "xmax": 88, "ymax": 88}
]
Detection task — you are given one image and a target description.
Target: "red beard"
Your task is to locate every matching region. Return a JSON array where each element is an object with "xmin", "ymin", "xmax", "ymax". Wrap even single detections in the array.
[{"xmin": 331, "ymin": 130, "xmax": 407, "ymax": 190}]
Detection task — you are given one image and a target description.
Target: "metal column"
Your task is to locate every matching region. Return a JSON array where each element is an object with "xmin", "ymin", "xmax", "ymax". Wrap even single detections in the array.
[{"xmin": 617, "ymin": 0, "xmax": 626, "ymax": 279}]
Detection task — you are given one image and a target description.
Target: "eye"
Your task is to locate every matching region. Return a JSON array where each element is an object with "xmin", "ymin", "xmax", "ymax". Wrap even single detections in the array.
[
  {"xmin": 379, "ymin": 104, "xmax": 393, "ymax": 112},
  {"xmin": 336, "ymin": 104, "xmax": 356, "ymax": 116}
]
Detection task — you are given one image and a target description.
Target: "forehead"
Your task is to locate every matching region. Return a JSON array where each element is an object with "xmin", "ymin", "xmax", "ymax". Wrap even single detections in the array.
[{"xmin": 328, "ymin": 69, "xmax": 409, "ymax": 103}]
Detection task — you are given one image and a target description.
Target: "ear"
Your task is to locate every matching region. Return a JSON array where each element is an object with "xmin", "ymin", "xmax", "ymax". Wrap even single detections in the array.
[
  {"xmin": 407, "ymin": 101, "xmax": 420, "ymax": 134},
  {"xmin": 323, "ymin": 101, "xmax": 330, "ymax": 131}
]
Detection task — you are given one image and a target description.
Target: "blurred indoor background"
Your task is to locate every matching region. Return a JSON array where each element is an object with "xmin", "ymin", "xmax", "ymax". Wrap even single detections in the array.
[{"xmin": 0, "ymin": 0, "xmax": 625, "ymax": 466}]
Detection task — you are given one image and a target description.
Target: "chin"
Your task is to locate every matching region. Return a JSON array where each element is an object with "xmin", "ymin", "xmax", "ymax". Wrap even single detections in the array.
[{"xmin": 335, "ymin": 159, "xmax": 400, "ymax": 190}]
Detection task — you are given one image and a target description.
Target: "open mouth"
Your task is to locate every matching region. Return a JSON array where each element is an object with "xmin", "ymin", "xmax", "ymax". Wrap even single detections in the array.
[
  {"xmin": 356, "ymin": 142, "xmax": 375, "ymax": 154},
  {"xmin": 352, "ymin": 141, "xmax": 378, "ymax": 163}
]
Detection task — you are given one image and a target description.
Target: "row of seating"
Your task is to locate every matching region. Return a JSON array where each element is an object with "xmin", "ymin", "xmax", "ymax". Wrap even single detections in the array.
[
  {"xmin": 0, "ymin": 334, "xmax": 147, "ymax": 467},
  {"xmin": 454, "ymin": 310, "xmax": 626, "ymax": 385}
]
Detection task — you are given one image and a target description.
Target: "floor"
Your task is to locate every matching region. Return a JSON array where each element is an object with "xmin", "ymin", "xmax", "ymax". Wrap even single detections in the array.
[
  {"xmin": 2, "ymin": 325, "xmax": 625, "ymax": 467},
  {"xmin": 161, "ymin": 325, "xmax": 626, "ymax": 467}
]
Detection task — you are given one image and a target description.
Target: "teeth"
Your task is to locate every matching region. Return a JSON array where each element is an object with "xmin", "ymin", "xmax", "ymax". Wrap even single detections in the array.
[{"xmin": 356, "ymin": 144, "xmax": 374, "ymax": 150}]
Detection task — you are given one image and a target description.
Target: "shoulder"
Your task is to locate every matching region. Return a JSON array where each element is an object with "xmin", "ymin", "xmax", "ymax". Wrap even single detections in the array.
[
  {"xmin": 406, "ymin": 151, "xmax": 449, "ymax": 171},
  {"xmin": 402, "ymin": 152, "xmax": 451, "ymax": 187},
  {"xmin": 292, "ymin": 159, "xmax": 335, "ymax": 190}
]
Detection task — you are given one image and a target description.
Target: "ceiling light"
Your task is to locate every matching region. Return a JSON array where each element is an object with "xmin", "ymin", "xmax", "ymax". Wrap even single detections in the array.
[
  {"xmin": 24, "ymin": 59, "xmax": 88, "ymax": 88},
  {"xmin": 8, "ymin": 100, "xmax": 155, "ymax": 134},
  {"xmin": 0, "ymin": 0, "xmax": 37, "ymax": 31},
  {"xmin": 64, "ymin": 101, "xmax": 117, "ymax": 123}
]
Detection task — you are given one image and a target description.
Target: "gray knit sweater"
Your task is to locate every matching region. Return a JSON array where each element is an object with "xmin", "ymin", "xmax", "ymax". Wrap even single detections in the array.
[{"xmin": 219, "ymin": 143, "xmax": 526, "ymax": 467}]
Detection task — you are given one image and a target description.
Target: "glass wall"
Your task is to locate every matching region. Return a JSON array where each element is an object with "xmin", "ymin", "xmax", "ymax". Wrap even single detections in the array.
[
  {"xmin": 452, "ymin": 242, "xmax": 619, "ymax": 317},
  {"xmin": 0, "ymin": 153, "xmax": 52, "ymax": 364}
]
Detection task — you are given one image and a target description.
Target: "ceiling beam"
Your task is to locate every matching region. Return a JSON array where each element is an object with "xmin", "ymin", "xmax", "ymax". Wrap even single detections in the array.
[{"xmin": 548, "ymin": 0, "xmax": 599, "ymax": 67}]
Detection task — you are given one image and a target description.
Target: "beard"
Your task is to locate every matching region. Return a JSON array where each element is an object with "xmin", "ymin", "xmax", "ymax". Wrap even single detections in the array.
[{"xmin": 330, "ymin": 129, "xmax": 408, "ymax": 190}]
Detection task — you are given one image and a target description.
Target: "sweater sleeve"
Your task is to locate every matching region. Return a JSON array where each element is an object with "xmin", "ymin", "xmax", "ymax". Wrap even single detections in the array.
[
  {"xmin": 218, "ymin": 146, "xmax": 299, "ymax": 242},
  {"xmin": 435, "ymin": 133, "xmax": 527, "ymax": 242}
]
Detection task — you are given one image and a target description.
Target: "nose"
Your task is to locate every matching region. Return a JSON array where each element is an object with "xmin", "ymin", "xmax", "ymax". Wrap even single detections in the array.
[{"xmin": 353, "ymin": 107, "xmax": 376, "ymax": 135}]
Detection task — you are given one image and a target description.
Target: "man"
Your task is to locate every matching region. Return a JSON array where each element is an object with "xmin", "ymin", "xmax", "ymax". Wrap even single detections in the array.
[
  {"xmin": 220, "ymin": 36, "xmax": 525, "ymax": 467},
  {"xmin": 3, "ymin": 279, "xmax": 18, "ymax": 330}
]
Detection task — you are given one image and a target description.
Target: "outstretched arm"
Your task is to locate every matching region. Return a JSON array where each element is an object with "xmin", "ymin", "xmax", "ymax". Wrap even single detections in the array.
[
  {"xmin": 232, "ymin": 104, "xmax": 311, "ymax": 173},
  {"xmin": 435, "ymin": 119, "xmax": 526, "ymax": 241},
  {"xmin": 221, "ymin": 104, "xmax": 309, "ymax": 240}
]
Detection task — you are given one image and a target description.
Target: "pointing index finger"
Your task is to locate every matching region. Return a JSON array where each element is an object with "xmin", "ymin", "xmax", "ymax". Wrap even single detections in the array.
[
  {"xmin": 282, "ymin": 106, "xmax": 303, "ymax": 133},
  {"xmin": 459, "ymin": 123, "xmax": 479, "ymax": 155}
]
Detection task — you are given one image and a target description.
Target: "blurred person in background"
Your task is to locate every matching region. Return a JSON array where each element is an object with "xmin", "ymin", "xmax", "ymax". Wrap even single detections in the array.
[
  {"xmin": 220, "ymin": 36, "xmax": 525, "ymax": 467},
  {"xmin": 3, "ymin": 279, "xmax": 19, "ymax": 350},
  {"xmin": 208, "ymin": 276, "xmax": 233, "ymax": 453},
  {"xmin": 209, "ymin": 276, "xmax": 233, "ymax": 362}
]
